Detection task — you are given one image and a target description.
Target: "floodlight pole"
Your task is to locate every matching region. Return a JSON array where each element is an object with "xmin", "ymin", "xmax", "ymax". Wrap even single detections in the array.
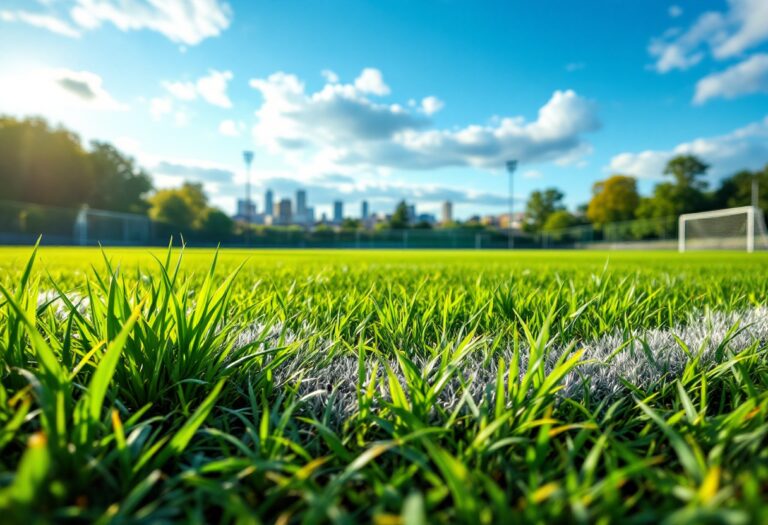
[
  {"xmin": 506, "ymin": 160, "xmax": 518, "ymax": 249},
  {"xmin": 752, "ymin": 178, "xmax": 759, "ymax": 209},
  {"xmin": 243, "ymin": 150, "xmax": 254, "ymax": 247}
]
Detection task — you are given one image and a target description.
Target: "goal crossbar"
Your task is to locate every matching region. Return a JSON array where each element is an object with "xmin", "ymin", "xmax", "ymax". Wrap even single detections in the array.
[{"xmin": 678, "ymin": 206, "xmax": 765, "ymax": 253}]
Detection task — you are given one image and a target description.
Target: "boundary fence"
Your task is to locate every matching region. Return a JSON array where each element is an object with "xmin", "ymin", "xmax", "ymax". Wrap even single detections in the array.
[{"xmin": 0, "ymin": 199, "xmax": 685, "ymax": 249}]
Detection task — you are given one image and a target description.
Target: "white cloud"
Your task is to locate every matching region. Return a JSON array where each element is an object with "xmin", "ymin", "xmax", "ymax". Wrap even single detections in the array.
[
  {"xmin": 669, "ymin": 5, "xmax": 683, "ymax": 18},
  {"xmin": 321, "ymin": 69, "xmax": 339, "ymax": 84},
  {"xmin": 248, "ymin": 69, "xmax": 599, "ymax": 173},
  {"xmin": 420, "ymin": 96, "xmax": 444, "ymax": 115},
  {"xmin": 523, "ymin": 169, "xmax": 544, "ymax": 179},
  {"xmin": 353, "ymin": 68, "xmax": 390, "ymax": 96},
  {"xmin": 162, "ymin": 80, "xmax": 197, "ymax": 101},
  {"xmin": 195, "ymin": 70, "xmax": 233, "ymax": 107},
  {"xmin": 162, "ymin": 70, "xmax": 233, "ymax": 108},
  {"xmin": 694, "ymin": 53, "xmax": 768, "ymax": 104},
  {"xmin": 0, "ymin": 10, "xmax": 81, "ymax": 38},
  {"xmin": 0, "ymin": 68, "xmax": 126, "ymax": 114},
  {"xmin": 150, "ymin": 96, "xmax": 173, "ymax": 119},
  {"xmin": 650, "ymin": 0, "xmax": 768, "ymax": 73},
  {"xmin": 70, "ymin": 0, "xmax": 232, "ymax": 45},
  {"xmin": 148, "ymin": 96, "xmax": 189, "ymax": 126},
  {"xmin": 218, "ymin": 119, "xmax": 244, "ymax": 137},
  {"xmin": 608, "ymin": 116, "xmax": 768, "ymax": 178}
]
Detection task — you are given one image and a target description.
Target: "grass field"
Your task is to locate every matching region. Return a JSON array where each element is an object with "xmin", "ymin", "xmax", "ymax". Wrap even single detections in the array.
[{"xmin": 1, "ymin": 245, "xmax": 768, "ymax": 524}]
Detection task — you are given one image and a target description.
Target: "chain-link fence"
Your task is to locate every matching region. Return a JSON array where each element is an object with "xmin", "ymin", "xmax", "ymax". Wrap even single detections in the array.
[{"xmin": 0, "ymin": 199, "xmax": 686, "ymax": 249}]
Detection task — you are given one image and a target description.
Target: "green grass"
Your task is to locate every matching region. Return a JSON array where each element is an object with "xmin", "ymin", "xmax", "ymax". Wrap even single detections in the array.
[{"xmin": 1, "ymin": 244, "xmax": 767, "ymax": 524}]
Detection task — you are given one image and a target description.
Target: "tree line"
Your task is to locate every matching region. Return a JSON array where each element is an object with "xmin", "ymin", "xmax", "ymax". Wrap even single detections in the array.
[
  {"xmin": 2, "ymin": 115, "xmax": 766, "ymax": 241},
  {"xmin": 524, "ymin": 155, "xmax": 768, "ymax": 239},
  {"xmin": 0, "ymin": 116, "xmax": 234, "ymax": 239}
]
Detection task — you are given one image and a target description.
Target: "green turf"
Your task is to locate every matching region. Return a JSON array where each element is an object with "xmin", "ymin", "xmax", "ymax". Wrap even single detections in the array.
[{"xmin": 1, "ymin": 244, "xmax": 767, "ymax": 523}]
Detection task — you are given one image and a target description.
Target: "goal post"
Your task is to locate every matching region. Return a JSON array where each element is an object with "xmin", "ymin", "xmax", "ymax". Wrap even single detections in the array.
[
  {"xmin": 74, "ymin": 206, "xmax": 152, "ymax": 246},
  {"xmin": 678, "ymin": 206, "xmax": 768, "ymax": 253}
]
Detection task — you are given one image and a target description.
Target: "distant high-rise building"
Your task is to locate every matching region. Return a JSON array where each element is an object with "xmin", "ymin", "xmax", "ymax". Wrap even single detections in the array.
[
  {"xmin": 275, "ymin": 198, "xmax": 292, "ymax": 225},
  {"xmin": 265, "ymin": 189, "xmax": 274, "ymax": 216},
  {"xmin": 333, "ymin": 200, "xmax": 343, "ymax": 223},
  {"xmin": 361, "ymin": 200, "xmax": 369, "ymax": 220},
  {"xmin": 406, "ymin": 204, "xmax": 416, "ymax": 224},
  {"xmin": 441, "ymin": 201, "xmax": 453, "ymax": 224},
  {"xmin": 236, "ymin": 199, "xmax": 256, "ymax": 217},
  {"xmin": 296, "ymin": 190, "xmax": 307, "ymax": 216}
]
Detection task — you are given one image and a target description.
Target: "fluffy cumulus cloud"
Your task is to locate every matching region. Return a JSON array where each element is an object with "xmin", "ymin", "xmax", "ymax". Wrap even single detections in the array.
[
  {"xmin": 0, "ymin": 0, "xmax": 232, "ymax": 45},
  {"xmin": 608, "ymin": 116, "xmax": 768, "ymax": 179},
  {"xmin": 353, "ymin": 68, "xmax": 390, "ymax": 96},
  {"xmin": 152, "ymin": 159, "xmax": 234, "ymax": 182},
  {"xmin": 218, "ymin": 119, "xmax": 245, "ymax": 137},
  {"xmin": 0, "ymin": 10, "xmax": 81, "ymax": 38},
  {"xmin": 694, "ymin": 53, "xmax": 768, "ymax": 104},
  {"xmin": 649, "ymin": 0, "xmax": 768, "ymax": 73},
  {"xmin": 248, "ymin": 68, "xmax": 599, "ymax": 173},
  {"xmin": 420, "ymin": 96, "xmax": 444, "ymax": 115},
  {"xmin": 163, "ymin": 70, "xmax": 233, "ymax": 108},
  {"xmin": 0, "ymin": 67, "xmax": 126, "ymax": 113}
]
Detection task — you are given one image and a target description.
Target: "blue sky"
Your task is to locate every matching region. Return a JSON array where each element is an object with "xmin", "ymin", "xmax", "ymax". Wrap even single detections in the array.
[{"xmin": 1, "ymin": 0, "xmax": 768, "ymax": 219}]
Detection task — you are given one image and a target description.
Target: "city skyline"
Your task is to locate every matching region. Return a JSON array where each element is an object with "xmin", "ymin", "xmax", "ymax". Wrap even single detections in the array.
[{"xmin": 1, "ymin": 1, "xmax": 767, "ymax": 219}]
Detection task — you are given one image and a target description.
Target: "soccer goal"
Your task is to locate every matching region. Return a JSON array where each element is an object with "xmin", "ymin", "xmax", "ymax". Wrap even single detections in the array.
[
  {"xmin": 74, "ymin": 206, "xmax": 152, "ymax": 246},
  {"xmin": 678, "ymin": 206, "xmax": 768, "ymax": 252}
]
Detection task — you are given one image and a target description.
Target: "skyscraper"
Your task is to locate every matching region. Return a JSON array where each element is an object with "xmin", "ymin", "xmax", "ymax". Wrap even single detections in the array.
[
  {"xmin": 275, "ymin": 198, "xmax": 292, "ymax": 225},
  {"xmin": 296, "ymin": 189, "xmax": 307, "ymax": 216},
  {"xmin": 406, "ymin": 204, "xmax": 416, "ymax": 224},
  {"xmin": 333, "ymin": 200, "xmax": 343, "ymax": 223},
  {"xmin": 441, "ymin": 201, "xmax": 453, "ymax": 224},
  {"xmin": 265, "ymin": 189, "xmax": 274, "ymax": 217},
  {"xmin": 361, "ymin": 200, "xmax": 369, "ymax": 220}
]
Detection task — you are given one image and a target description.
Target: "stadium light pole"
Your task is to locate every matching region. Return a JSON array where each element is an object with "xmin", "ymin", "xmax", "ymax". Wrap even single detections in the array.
[
  {"xmin": 243, "ymin": 150, "xmax": 254, "ymax": 247},
  {"xmin": 752, "ymin": 178, "xmax": 759, "ymax": 209},
  {"xmin": 506, "ymin": 160, "xmax": 518, "ymax": 249}
]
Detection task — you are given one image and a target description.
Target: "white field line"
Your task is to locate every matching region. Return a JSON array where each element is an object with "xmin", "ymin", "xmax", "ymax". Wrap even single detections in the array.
[
  {"xmin": 237, "ymin": 308, "xmax": 768, "ymax": 417},
  {"xmin": 36, "ymin": 291, "xmax": 768, "ymax": 414}
]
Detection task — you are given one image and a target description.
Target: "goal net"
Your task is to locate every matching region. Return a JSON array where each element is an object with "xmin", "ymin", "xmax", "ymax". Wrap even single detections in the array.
[
  {"xmin": 74, "ymin": 207, "xmax": 152, "ymax": 245},
  {"xmin": 678, "ymin": 206, "xmax": 768, "ymax": 252}
]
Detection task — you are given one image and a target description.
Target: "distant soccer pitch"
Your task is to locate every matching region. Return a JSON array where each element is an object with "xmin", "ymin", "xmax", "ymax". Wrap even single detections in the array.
[{"xmin": 2, "ymin": 245, "xmax": 767, "ymax": 523}]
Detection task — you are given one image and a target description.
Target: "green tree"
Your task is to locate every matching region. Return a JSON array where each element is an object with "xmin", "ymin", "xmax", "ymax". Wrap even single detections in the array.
[
  {"xmin": 664, "ymin": 155, "xmax": 709, "ymax": 190},
  {"xmin": 542, "ymin": 210, "xmax": 577, "ymax": 231},
  {"xmin": 389, "ymin": 200, "xmax": 409, "ymax": 229},
  {"xmin": 341, "ymin": 218, "xmax": 362, "ymax": 230},
  {"xmin": 0, "ymin": 116, "xmax": 92, "ymax": 207},
  {"xmin": 149, "ymin": 182, "xmax": 208, "ymax": 231},
  {"xmin": 715, "ymin": 166, "xmax": 768, "ymax": 211},
  {"xmin": 87, "ymin": 142, "xmax": 152, "ymax": 213},
  {"xmin": 586, "ymin": 175, "xmax": 639, "ymax": 225},
  {"xmin": 201, "ymin": 208, "xmax": 234, "ymax": 238},
  {"xmin": 637, "ymin": 155, "xmax": 711, "ymax": 221},
  {"xmin": 524, "ymin": 188, "xmax": 565, "ymax": 232}
]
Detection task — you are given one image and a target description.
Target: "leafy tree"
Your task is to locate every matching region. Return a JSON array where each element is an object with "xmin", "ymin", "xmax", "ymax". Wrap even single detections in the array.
[
  {"xmin": 201, "ymin": 208, "xmax": 234, "ymax": 239},
  {"xmin": 637, "ymin": 155, "xmax": 710, "ymax": 220},
  {"xmin": 149, "ymin": 182, "xmax": 233, "ymax": 238},
  {"xmin": 389, "ymin": 200, "xmax": 409, "ymax": 229},
  {"xmin": 586, "ymin": 175, "xmax": 639, "ymax": 225},
  {"xmin": 87, "ymin": 142, "xmax": 152, "ymax": 213},
  {"xmin": 524, "ymin": 188, "xmax": 565, "ymax": 232},
  {"xmin": 664, "ymin": 155, "xmax": 709, "ymax": 190},
  {"xmin": 542, "ymin": 210, "xmax": 577, "ymax": 231},
  {"xmin": 715, "ymin": 166, "xmax": 768, "ymax": 211},
  {"xmin": 149, "ymin": 182, "xmax": 208, "ymax": 231},
  {"xmin": 341, "ymin": 218, "xmax": 362, "ymax": 230},
  {"xmin": 0, "ymin": 116, "xmax": 92, "ymax": 207}
]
